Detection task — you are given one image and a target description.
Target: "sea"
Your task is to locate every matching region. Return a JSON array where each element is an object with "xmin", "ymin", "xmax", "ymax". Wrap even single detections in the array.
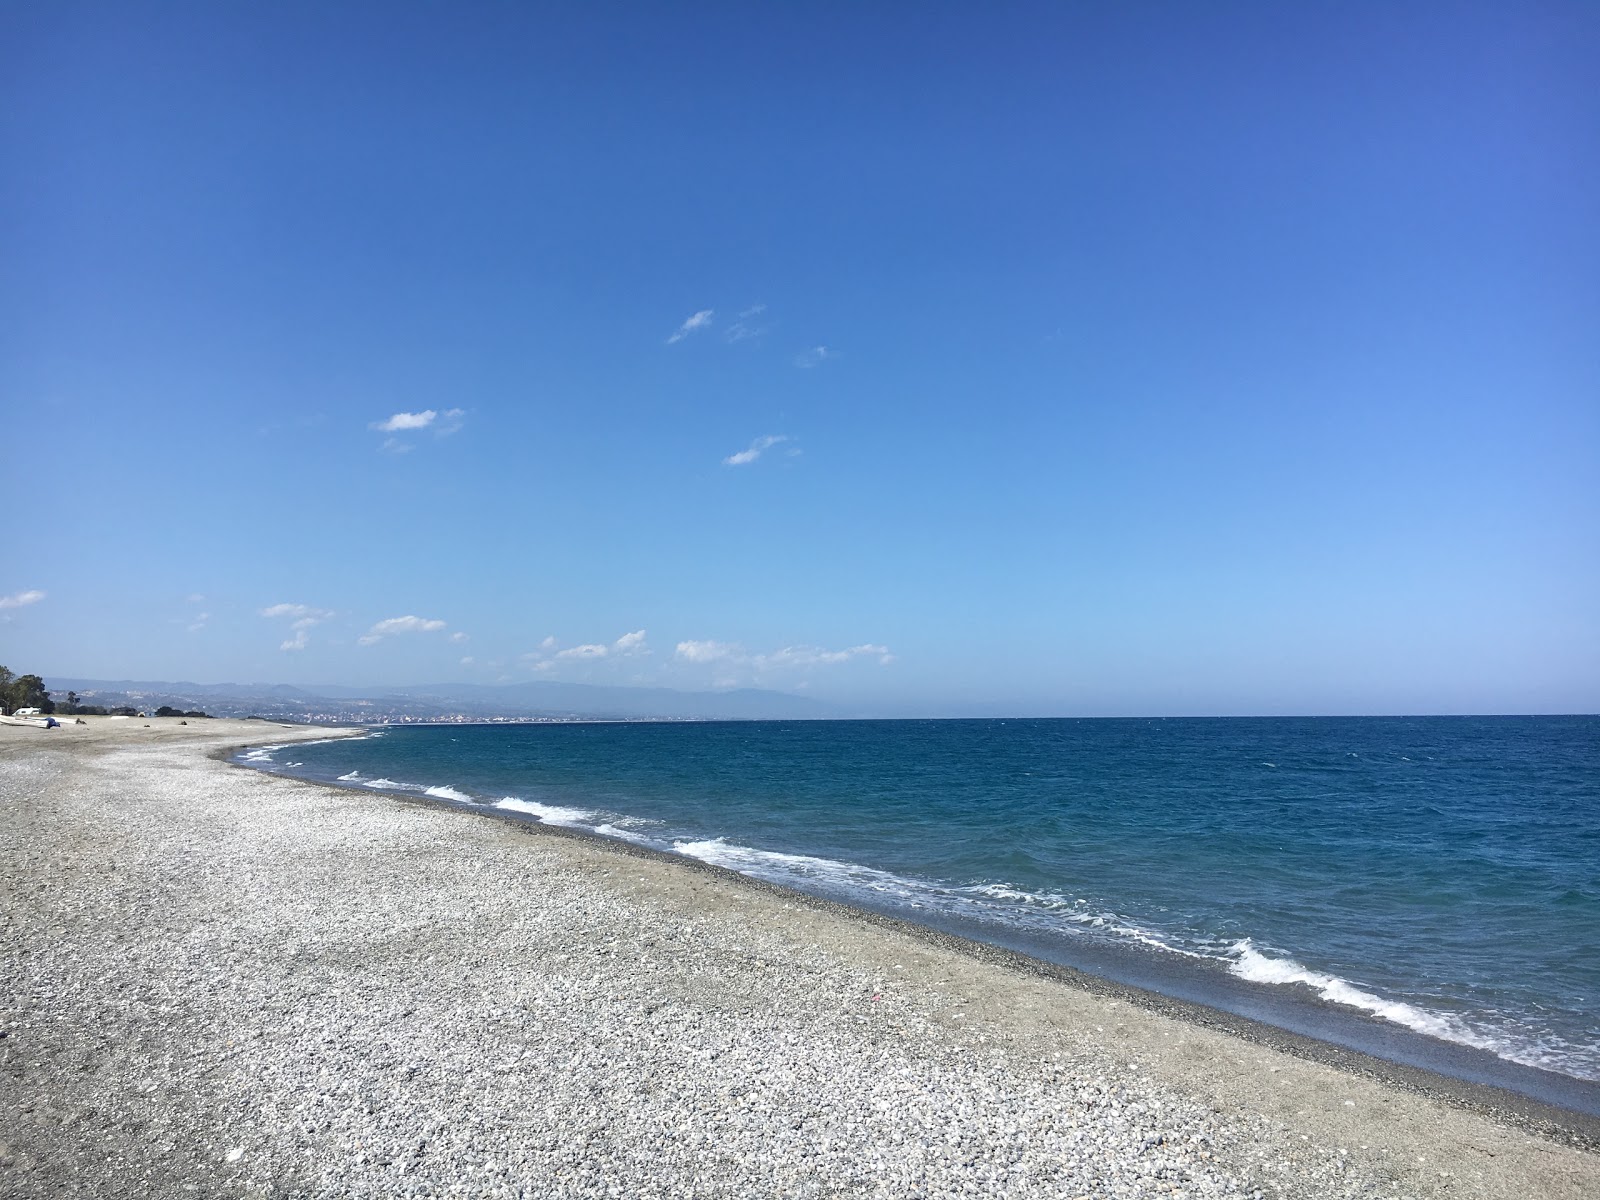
[{"xmin": 237, "ymin": 715, "xmax": 1600, "ymax": 1114}]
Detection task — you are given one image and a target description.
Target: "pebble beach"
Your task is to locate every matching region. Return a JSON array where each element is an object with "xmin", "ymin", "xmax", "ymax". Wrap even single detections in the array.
[{"xmin": 3, "ymin": 719, "xmax": 1597, "ymax": 1199}]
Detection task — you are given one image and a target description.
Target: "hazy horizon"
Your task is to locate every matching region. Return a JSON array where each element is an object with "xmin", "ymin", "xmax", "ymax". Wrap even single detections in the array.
[{"xmin": 34, "ymin": 670, "xmax": 1598, "ymax": 722}]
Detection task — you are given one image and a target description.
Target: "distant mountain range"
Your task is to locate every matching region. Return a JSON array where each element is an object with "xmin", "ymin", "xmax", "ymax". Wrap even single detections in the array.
[{"xmin": 45, "ymin": 676, "xmax": 839, "ymax": 722}]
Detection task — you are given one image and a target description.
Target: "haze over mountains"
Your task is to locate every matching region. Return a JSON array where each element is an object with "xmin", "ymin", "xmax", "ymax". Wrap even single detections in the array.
[{"xmin": 47, "ymin": 677, "xmax": 838, "ymax": 723}]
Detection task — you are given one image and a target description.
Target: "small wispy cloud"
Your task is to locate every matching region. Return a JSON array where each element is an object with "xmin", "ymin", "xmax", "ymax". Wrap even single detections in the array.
[
  {"xmin": 675, "ymin": 638, "xmax": 894, "ymax": 678},
  {"xmin": 371, "ymin": 408, "xmax": 466, "ymax": 450},
  {"xmin": 261, "ymin": 603, "xmax": 334, "ymax": 625},
  {"xmin": 725, "ymin": 304, "xmax": 770, "ymax": 343},
  {"xmin": 795, "ymin": 345, "xmax": 835, "ymax": 369},
  {"xmin": 666, "ymin": 309, "xmax": 714, "ymax": 344},
  {"xmin": 757, "ymin": 643, "xmax": 895, "ymax": 669},
  {"xmin": 359, "ymin": 615, "xmax": 449, "ymax": 646},
  {"xmin": 188, "ymin": 611, "xmax": 211, "ymax": 634},
  {"xmin": 612, "ymin": 629, "xmax": 649, "ymax": 656},
  {"xmin": 0, "ymin": 589, "xmax": 45, "ymax": 610},
  {"xmin": 261, "ymin": 602, "xmax": 334, "ymax": 650},
  {"xmin": 675, "ymin": 639, "xmax": 741, "ymax": 664},
  {"xmin": 523, "ymin": 630, "xmax": 650, "ymax": 668},
  {"xmin": 723, "ymin": 434, "xmax": 789, "ymax": 466},
  {"xmin": 448, "ymin": 631, "xmax": 469, "ymax": 644},
  {"xmin": 373, "ymin": 410, "xmax": 438, "ymax": 433}
]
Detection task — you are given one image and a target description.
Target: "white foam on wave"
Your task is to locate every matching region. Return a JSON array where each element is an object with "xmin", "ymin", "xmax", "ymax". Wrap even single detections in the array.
[
  {"xmin": 493, "ymin": 796, "xmax": 596, "ymax": 827},
  {"xmin": 423, "ymin": 785, "xmax": 474, "ymax": 803},
  {"xmin": 1225, "ymin": 940, "xmax": 1510, "ymax": 1055},
  {"xmin": 961, "ymin": 882, "xmax": 1208, "ymax": 958},
  {"xmin": 337, "ymin": 770, "xmax": 363, "ymax": 781},
  {"xmin": 594, "ymin": 822, "xmax": 656, "ymax": 845},
  {"xmin": 673, "ymin": 838, "xmax": 938, "ymax": 903},
  {"xmin": 605, "ymin": 815, "xmax": 666, "ymax": 830},
  {"xmin": 672, "ymin": 839, "xmax": 1194, "ymax": 954},
  {"xmin": 361, "ymin": 778, "xmax": 404, "ymax": 789}
]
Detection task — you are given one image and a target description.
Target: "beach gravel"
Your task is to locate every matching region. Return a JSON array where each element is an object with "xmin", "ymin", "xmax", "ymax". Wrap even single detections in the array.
[{"xmin": 2, "ymin": 720, "xmax": 1596, "ymax": 1199}]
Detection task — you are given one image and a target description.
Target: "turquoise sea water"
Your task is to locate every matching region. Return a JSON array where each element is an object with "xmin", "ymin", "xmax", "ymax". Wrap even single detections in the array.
[{"xmin": 241, "ymin": 716, "xmax": 1600, "ymax": 1105}]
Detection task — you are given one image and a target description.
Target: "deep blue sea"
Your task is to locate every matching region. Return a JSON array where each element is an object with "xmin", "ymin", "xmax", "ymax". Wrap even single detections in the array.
[{"xmin": 240, "ymin": 716, "xmax": 1600, "ymax": 1107}]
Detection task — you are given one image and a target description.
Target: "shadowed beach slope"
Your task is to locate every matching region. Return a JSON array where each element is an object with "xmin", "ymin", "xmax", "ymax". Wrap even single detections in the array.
[{"xmin": 3, "ymin": 719, "xmax": 1597, "ymax": 1199}]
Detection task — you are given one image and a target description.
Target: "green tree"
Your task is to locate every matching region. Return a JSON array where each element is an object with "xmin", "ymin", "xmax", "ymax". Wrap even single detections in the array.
[{"xmin": 9, "ymin": 675, "xmax": 53, "ymax": 714}]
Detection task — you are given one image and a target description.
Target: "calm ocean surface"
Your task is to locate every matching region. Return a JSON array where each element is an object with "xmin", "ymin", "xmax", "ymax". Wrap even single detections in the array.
[{"xmin": 241, "ymin": 716, "xmax": 1600, "ymax": 1105}]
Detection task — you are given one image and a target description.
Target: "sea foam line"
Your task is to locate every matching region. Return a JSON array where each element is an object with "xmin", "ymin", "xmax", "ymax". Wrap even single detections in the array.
[
  {"xmin": 493, "ymin": 796, "xmax": 597, "ymax": 827},
  {"xmin": 671, "ymin": 838, "xmax": 1199, "ymax": 956},
  {"xmin": 1224, "ymin": 940, "xmax": 1511, "ymax": 1057}
]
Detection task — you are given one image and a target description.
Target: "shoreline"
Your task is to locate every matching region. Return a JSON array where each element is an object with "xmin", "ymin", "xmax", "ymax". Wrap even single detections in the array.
[
  {"xmin": 233, "ymin": 744, "xmax": 1600, "ymax": 1146},
  {"xmin": 231, "ymin": 726, "xmax": 1600, "ymax": 1128},
  {"xmin": 5, "ymin": 718, "xmax": 1598, "ymax": 1198}
]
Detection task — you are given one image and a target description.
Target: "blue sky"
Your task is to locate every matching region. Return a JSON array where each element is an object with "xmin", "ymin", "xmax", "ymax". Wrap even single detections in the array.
[{"xmin": 3, "ymin": 2, "xmax": 1596, "ymax": 715}]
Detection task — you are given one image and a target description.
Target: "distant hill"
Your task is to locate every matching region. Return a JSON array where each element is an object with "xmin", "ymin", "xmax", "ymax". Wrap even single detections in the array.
[{"xmin": 45, "ymin": 676, "xmax": 838, "ymax": 722}]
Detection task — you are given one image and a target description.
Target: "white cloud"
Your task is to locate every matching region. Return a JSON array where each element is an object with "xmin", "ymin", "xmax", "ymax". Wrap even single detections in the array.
[
  {"xmin": 188, "ymin": 612, "xmax": 211, "ymax": 634},
  {"xmin": 675, "ymin": 640, "xmax": 742, "ymax": 664},
  {"xmin": 613, "ymin": 629, "xmax": 649, "ymax": 655},
  {"xmin": 666, "ymin": 309, "xmax": 714, "ymax": 344},
  {"xmin": 723, "ymin": 434, "xmax": 789, "ymax": 466},
  {"xmin": 795, "ymin": 345, "xmax": 835, "ymax": 368},
  {"xmin": 261, "ymin": 603, "xmax": 333, "ymax": 650},
  {"xmin": 460, "ymin": 656, "xmax": 475, "ymax": 666},
  {"xmin": 186, "ymin": 593, "xmax": 207, "ymax": 605},
  {"xmin": 675, "ymin": 638, "xmax": 893, "ymax": 675},
  {"xmin": 371, "ymin": 407, "xmax": 466, "ymax": 449},
  {"xmin": 373, "ymin": 409, "xmax": 438, "ymax": 433},
  {"xmin": 725, "ymin": 304, "xmax": 770, "ymax": 343},
  {"xmin": 756, "ymin": 643, "xmax": 894, "ymax": 669},
  {"xmin": 0, "ymin": 589, "xmax": 45, "ymax": 609},
  {"xmin": 448, "ymin": 631, "xmax": 469, "ymax": 644},
  {"xmin": 555, "ymin": 643, "xmax": 609, "ymax": 660},
  {"xmin": 526, "ymin": 631, "xmax": 648, "ymax": 666},
  {"xmin": 855, "ymin": 643, "xmax": 896, "ymax": 665},
  {"xmin": 261, "ymin": 603, "xmax": 333, "ymax": 623},
  {"xmin": 359, "ymin": 615, "xmax": 448, "ymax": 645}
]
